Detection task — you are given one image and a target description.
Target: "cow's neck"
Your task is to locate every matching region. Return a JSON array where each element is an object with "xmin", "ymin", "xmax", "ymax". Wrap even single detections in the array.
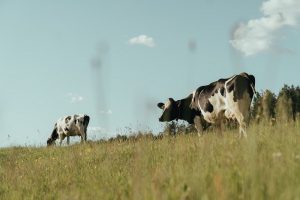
[{"xmin": 176, "ymin": 94, "xmax": 196, "ymax": 124}]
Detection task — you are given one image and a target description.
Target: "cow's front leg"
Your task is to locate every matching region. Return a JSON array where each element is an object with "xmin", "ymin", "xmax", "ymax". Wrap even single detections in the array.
[
  {"xmin": 194, "ymin": 116, "xmax": 203, "ymax": 137},
  {"xmin": 59, "ymin": 137, "xmax": 63, "ymax": 146},
  {"xmin": 59, "ymin": 134, "xmax": 65, "ymax": 146},
  {"xmin": 215, "ymin": 119, "xmax": 224, "ymax": 136},
  {"xmin": 216, "ymin": 111, "xmax": 226, "ymax": 136}
]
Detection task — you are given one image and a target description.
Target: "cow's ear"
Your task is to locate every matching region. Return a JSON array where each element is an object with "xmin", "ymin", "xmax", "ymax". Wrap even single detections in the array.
[
  {"xmin": 157, "ymin": 103, "xmax": 164, "ymax": 109},
  {"xmin": 168, "ymin": 98, "xmax": 175, "ymax": 103}
]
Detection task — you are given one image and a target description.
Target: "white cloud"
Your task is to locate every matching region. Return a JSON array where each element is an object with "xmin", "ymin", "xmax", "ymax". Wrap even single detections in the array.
[
  {"xmin": 128, "ymin": 35, "xmax": 156, "ymax": 47},
  {"xmin": 67, "ymin": 93, "xmax": 84, "ymax": 103},
  {"xmin": 99, "ymin": 109, "xmax": 112, "ymax": 115},
  {"xmin": 230, "ymin": 0, "xmax": 300, "ymax": 56}
]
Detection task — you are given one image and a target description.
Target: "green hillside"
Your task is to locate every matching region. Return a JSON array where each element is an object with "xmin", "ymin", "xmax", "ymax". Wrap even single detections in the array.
[{"xmin": 1, "ymin": 123, "xmax": 300, "ymax": 200}]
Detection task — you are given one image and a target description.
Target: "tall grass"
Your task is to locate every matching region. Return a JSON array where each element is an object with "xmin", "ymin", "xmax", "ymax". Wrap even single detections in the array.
[{"xmin": 1, "ymin": 122, "xmax": 300, "ymax": 200}]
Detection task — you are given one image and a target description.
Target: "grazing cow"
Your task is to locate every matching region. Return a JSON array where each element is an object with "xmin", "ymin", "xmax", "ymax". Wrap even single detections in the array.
[
  {"xmin": 47, "ymin": 114, "xmax": 90, "ymax": 146},
  {"xmin": 158, "ymin": 72, "xmax": 255, "ymax": 137}
]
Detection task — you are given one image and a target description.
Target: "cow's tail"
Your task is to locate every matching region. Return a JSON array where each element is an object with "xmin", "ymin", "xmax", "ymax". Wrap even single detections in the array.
[
  {"xmin": 246, "ymin": 74, "xmax": 256, "ymax": 95},
  {"xmin": 83, "ymin": 115, "xmax": 90, "ymax": 141}
]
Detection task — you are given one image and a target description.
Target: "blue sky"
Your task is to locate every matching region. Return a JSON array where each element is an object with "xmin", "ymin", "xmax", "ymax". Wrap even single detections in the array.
[{"xmin": 0, "ymin": 0, "xmax": 299, "ymax": 147}]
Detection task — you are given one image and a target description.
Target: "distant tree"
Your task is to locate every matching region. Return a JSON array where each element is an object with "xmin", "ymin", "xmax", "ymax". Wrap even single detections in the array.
[
  {"xmin": 279, "ymin": 85, "xmax": 300, "ymax": 120},
  {"xmin": 162, "ymin": 121, "xmax": 198, "ymax": 136},
  {"xmin": 276, "ymin": 90, "xmax": 293, "ymax": 123},
  {"xmin": 261, "ymin": 90, "xmax": 276, "ymax": 122},
  {"xmin": 250, "ymin": 90, "xmax": 276, "ymax": 123},
  {"xmin": 295, "ymin": 86, "xmax": 300, "ymax": 120},
  {"xmin": 250, "ymin": 90, "xmax": 275, "ymax": 124},
  {"xmin": 250, "ymin": 91, "xmax": 263, "ymax": 121}
]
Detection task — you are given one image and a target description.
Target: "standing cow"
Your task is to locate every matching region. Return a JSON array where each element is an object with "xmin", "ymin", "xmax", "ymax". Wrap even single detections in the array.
[
  {"xmin": 47, "ymin": 114, "xmax": 90, "ymax": 146},
  {"xmin": 157, "ymin": 72, "xmax": 255, "ymax": 137}
]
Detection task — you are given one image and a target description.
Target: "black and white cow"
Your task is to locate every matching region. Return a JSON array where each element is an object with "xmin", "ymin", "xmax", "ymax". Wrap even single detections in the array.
[
  {"xmin": 47, "ymin": 114, "xmax": 90, "ymax": 146},
  {"xmin": 158, "ymin": 72, "xmax": 255, "ymax": 137}
]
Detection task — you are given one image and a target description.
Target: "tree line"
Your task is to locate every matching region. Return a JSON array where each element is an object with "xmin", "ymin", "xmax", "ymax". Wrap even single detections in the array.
[{"xmin": 251, "ymin": 84, "xmax": 300, "ymax": 124}]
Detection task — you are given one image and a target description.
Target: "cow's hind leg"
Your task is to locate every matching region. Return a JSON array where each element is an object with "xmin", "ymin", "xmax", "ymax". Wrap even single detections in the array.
[
  {"xmin": 67, "ymin": 136, "xmax": 70, "ymax": 145},
  {"xmin": 230, "ymin": 95, "xmax": 250, "ymax": 138},
  {"xmin": 236, "ymin": 114, "xmax": 247, "ymax": 138},
  {"xmin": 239, "ymin": 122, "xmax": 247, "ymax": 138},
  {"xmin": 215, "ymin": 118, "xmax": 224, "ymax": 136},
  {"xmin": 80, "ymin": 134, "xmax": 86, "ymax": 143},
  {"xmin": 84, "ymin": 132, "xmax": 87, "ymax": 141}
]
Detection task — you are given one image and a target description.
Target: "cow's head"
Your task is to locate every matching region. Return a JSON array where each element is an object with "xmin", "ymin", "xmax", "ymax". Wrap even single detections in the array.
[
  {"xmin": 47, "ymin": 125, "xmax": 58, "ymax": 146},
  {"xmin": 157, "ymin": 98, "xmax": 179, "ymax": 122},
  {"xmin": 47, "ymin": 138, "xmax": 55, "ymax": 146}
]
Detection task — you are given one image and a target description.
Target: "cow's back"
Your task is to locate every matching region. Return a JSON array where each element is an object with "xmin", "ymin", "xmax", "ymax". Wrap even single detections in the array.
[
  {"xmin": 192, "ymin": 80, "xmax": 228, "ymax": 123},
  {"xmin": 56, "ymin": 115, "xmax": 80, "ymax": 136}
]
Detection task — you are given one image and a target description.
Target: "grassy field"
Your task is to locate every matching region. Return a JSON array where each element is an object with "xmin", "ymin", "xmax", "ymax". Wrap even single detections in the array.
[{"xmin": 1, "ymin": 123, "xmax": 300, "ymax": 200}]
